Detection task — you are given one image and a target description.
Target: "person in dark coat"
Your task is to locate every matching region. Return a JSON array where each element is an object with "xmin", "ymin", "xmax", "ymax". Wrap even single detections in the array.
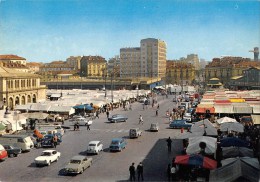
[
  {"xmin": 106, "ymin": 111, "xmax": 109, "ymax": 118},
  {"xmin": 166, "ymin": 137, "xmax": 172, "ymax": 152},
  {"xmin": 137, "ymin": 162, "xmax": 144, "ymax": 181},
  {"xmin": 129, "ymin": 162, "xmax": 136, "ymax": 181},
  {"xmin": 167, "ymin": 164, "xmax": 171, "ymax": 181}
]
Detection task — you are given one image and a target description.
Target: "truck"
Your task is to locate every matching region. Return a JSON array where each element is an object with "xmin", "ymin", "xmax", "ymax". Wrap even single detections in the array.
[{"xmin": 129, "ymin": 128, "xmax": 142, "ymax": 138}]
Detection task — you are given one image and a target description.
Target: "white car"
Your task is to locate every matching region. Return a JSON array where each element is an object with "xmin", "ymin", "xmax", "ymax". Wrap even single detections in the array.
[
  {"xmin": 35, "ymin": 150, "xmax": 61, "ymax": 166},
  {"xmin": 183, "ymin": 113, "xmax": 192, "ymax": 122},
  {"xmin": 73, "ymin": 118, "xmax": 93, "ymax": 126},
  {"xmin": 87, "ymin": 141, "xmax": 103, "ymax": 154}
]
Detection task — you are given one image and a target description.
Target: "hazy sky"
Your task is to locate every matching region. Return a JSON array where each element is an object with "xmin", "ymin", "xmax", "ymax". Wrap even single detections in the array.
[{"xmin": 0, "ymin": 0, "xmax": 259, "ymax": 63}]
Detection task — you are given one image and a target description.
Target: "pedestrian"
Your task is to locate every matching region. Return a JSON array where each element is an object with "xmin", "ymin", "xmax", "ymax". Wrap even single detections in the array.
[
  {"xmin": 137, "ymin": 162, "xmax": 144, "ymax": 181},
  {"xmin": 74, "ymin": 123, "xmax": 77, "ymax": 131},
  {"xmin": 156, "ymin": 109, "xmax": 158, "ymax": 116},
  {"xmin": 76, "ymin": 122, "xmax": 80, "ymax": 131},
  {"xmin": 171, "ymin": 164, "xmax": 176, "ymax": 181},
  {"xmin": 139, "ymin": 115, "xmax": 143, "ymax": 125},
  {"xmin": 157, "ymin": 104, "xmax": 160, "ymax": 109},
  {"xmin": 166, "ymin": 137, "xmax": 172, "ymax": 152},
  {"xmin": 53, "ymin": 134, "xmax": 58, "ymax": 148},
  {"xmin": 106, "ymin": 110, "xmax": 109, "ymax": 118},
  {"xmin": 167, "ymin": 164, "xmax": 171, "ymax": 181},
  {"xmin": 86, "ymin": 123, "xmax": 90, "ymax": 130},
  {"xmin": 96, "ymin": 110, "xmax": 99, "ymax": 119},
  {"xmin": 129, "ymin": 162, "xmax": 136, "ymax": 181}
]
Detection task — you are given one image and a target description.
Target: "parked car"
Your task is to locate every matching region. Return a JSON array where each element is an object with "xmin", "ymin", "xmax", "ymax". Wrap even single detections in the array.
[
  {"xmin": 34, "ymin": 150, "xmax": 61, "ymax": 166},
  {"xmin": 73, "ymin": 118, "xmax": 93, "ymax": 126},
  {"xmin": 0, "ymin": 144, "xmax": 8, "ymax": 161},
  {"xmin": 108, "ymin": 114, "xmax": 128, "ymax": 123},
  {"xmin": 3, "ymin": 144, "xmax": 22, "ymax": 157},
  {"xmin": 183, "ymin": 113, "xmax": 192, "ymax": 122},
  {"xmin": 169, "ymin": 120, "xmax": 193, "ymax": 129},
  {"xmin": 41, "ymin": 133, "xmax": 62, "ymax": 147},
  {"xmin": 64, "ymin": 155, "xmax": 93, "ymax": 175},
  {"xmin": 150, "ymin": 123, "xmax": 159, "ymax": 132},
  {"xmin": 109, "ymin": 138, "xmax": 127, "ymax": 152},
  {"xmin": 129, "ymin": 128, "xmax": 142, "ymax": 138},
  {"xmin": 86, "ymin": 141, "xmax": 103, "ymax": 154}
]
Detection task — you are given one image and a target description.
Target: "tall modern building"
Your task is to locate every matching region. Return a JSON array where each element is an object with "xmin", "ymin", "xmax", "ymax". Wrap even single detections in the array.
[
  {"xmin": 140, "ymin": 38, "xmax": 167, "ymax": 78},
  {"xmin": 120, "ymin": 38, "xmax": 167, "ymax": 79}
]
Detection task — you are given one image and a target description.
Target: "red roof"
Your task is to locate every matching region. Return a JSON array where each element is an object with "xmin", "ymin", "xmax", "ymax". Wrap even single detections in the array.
[{"xmin": 0, "ymin": 55, "xmax": 26, "ymax": 60}]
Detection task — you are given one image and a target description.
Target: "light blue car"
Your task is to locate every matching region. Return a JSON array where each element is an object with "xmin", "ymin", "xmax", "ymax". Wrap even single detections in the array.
[{"xmin": 109, "ymin": 138, "xmax": 127, "ymax": 152}]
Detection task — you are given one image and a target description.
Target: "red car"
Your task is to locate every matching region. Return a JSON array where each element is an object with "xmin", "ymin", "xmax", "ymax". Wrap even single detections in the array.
[{"xmin": 0, "ymin": 144, "xmax": 8, "ymax": 161}]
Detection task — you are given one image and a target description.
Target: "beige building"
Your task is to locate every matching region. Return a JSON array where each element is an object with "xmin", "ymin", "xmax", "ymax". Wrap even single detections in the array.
[
  {"xmin": 80, "ymin": 56, "xmax": 107, "ymax": 78},
  {"xmin": 0, "ymin": 55, "xmax": 27, "ymax": 65},
  {"xmin": 66, "ymin": 56, "xmax": 82, "ymax": 70},
  {"xmin": 0, "ymin": 64, "xmax": 46, "ymax": 110},
  {"xmin": 120, "ymin": 48, "xmax": 141, "ymax": 78},
  {"xmin": 205, "ymin": 57, "xmax": 260, "ymax": 86},
  {"xmin": 26, "ymin": 62, "xmax": 43, "ymax": 73},
  {"xmin": 141, "ymin": 38, "xmax": 167, "ymax": 78},
  {"xmin": 180, "ymin": 54, "xmax": 200, "ymax": 70}
]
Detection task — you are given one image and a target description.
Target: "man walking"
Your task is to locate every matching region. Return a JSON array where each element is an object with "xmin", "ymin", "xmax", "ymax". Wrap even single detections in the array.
[
  {"xmin": 106, "ymin": 110, "xmax": 109, "ymax": 118},
  {"xmin": 129, "ymin": 162, "xmax": 136, "ymax": 181},
  {"xmin": 139, "ymin": 115, "xmax": 143, "ymax": 125},
  {"xmin": 156, "ymin": 109, "xmax": 158, "ymax": 116},
  {"xmin": 86, "ymin": 123, "xmax": 90, "ymax": 130},
  {"xmin": 53, "ymin": 134, "xmax": 58, "ymax": 148},
  {"xmin": 137, "ymin": 162, "xmax": 144, "ymax": 181},
  {"xmin": 96, "ymin": 110, "xmax": 99, "ymax": 119},
  {"xmin": 166, "ymin": 137, "xmax": 172, "ymax": 152}
]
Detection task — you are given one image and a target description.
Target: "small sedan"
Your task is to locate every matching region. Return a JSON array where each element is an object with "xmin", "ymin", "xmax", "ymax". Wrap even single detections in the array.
[
  {"xmin": 109, "ymin": 138, "xmax": 127, "ymax": 152},
  {"xmin": 108, "ymin": 114, "xmax": 128, "ymax": 123},
  {"xmin": 64, "ymin": 155, "xmax": 92, "ymax": 175},
  {"xmin": 169, "ymin": 120, "xmax": 193, "ymax": 129},
  {"xmin": 35, "ymin": 150, "xmax": 61, "ymax": 166},
  {"xmin": 86, "ymin": 141, "xmax": 103, "ymax": 154},
  {"xmin": 3, "ymin": 144, "xmax": 22, "ymax": 157},
  {"xmin": 150, "ymin": 123, "xmax": 159, "ymax": 132}
]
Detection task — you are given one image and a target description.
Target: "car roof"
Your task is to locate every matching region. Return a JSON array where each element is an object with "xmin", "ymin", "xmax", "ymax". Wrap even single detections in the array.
[
  {"xmin": 111, "ymin": 138, "xmax": 123, "ymax": 141},
  {"xmin": 89, "ymin": 141, "xmax": 100, "ymax": 144},
  {"xmin": 71, "ymin": 155, "xmax": 86, "ymax": 160},
  {"xmin": 130, "ymin": 128, "xmax": 140, "ymax": 130},
  {"xmin": 42, "ymin": 150, "xmax": 57, "ymax": 153}
]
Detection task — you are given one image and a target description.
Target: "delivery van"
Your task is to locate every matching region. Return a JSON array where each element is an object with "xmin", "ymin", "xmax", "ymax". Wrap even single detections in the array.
[
  {"xmin": 0, "ymin": 144, "xmax": 8, "ymax": 161},
  {"xmin": 0, "ymin": 135, "xmax": 34, "ymax": 152}
]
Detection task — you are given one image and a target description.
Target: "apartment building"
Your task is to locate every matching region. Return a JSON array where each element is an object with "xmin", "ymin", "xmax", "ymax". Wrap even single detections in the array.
[
  {"xmin": 66, "ymin": 56, "xmax": 82, "ymax": 70},
  {"xmin": 80, "ymin": 56, "xmax": 107, "ymax": 78},
  {"xmin": 0, "ymin": 55, "xmax": 27, "ymax": 65}
]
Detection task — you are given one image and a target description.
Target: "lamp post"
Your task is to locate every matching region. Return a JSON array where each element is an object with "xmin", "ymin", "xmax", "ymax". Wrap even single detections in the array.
[
  {"xmin": 111, "ymin": 72, "xmax": 114, "ymax": 103},
  {"xmin": 14, "ymin": 111, "xmax": 19, "ymax": 133},
  {"xmin": 81, "ymin": 71, "xmax": 84, "ymax": 90}
]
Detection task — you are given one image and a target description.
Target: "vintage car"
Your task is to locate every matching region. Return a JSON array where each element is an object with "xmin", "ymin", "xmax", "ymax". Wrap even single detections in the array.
[
  {"xmin": 150, "ymin": 123, "xmax": 159, "ymax": 132},
  {"xmin": 64, "ymin": 155, "xmax": 93, "ymax": 174},
  {"xmin": 41, "ymin": 133, "xmax": 62, "ymax": 147},
  {"xmin": 108, "ymin": 114, "xmax": 128, "ymax": 123},
  {"xmin": 169, "ymin": 120, "xmax": 193, "ymax": 129},
  {"xmin": 34, "ymin": 150, "xmax": 61, "ymax": 166},
  {"xmin": 3, "ymin": 144, "xmax": 22, "ymax": 157},
  {"xmin": 73, "ymin": 118, "xmax": 93, "ymax": 126},
  {"xmin": 183, "ymin": 113, "xmax": 192, "ymax": 122},
  {"xmin": 86, "ymin": 141, "xmax": 103, "ymax": 154},
  {"xmin": 129, "ymin": 128, "xmax": 142, "ymax": 138},
  {"xmin": 109, "ymin": 138, "xmax": 127, "ymax": 152}
]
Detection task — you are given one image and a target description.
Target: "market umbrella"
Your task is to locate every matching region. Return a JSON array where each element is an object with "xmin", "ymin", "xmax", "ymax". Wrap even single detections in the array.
[
  {"xmin": 220, "ymin": 137, "xmax": 249, "ymax": 148},
  {"xmin": 175, "ymin": 154, "xmax": 217, "ymax": 170},
  {"xmin": 186, "ymin": 136, "xmax": 217, "ymax": 155},
  {"xmin": 222, "ymin": 147, "xmax": 254, "ymax": 159},
  {"xmin": 190, "ymin": 119, "xmax": 218, "ymax": 136},
  {"xmin": 220, "ymin": 122, "xmax": 244, "ymax": 132},
  {"xmin": 216, "ymin": 116, "xmax": 237, "ymax": 124},
  {"xmin": 22, "ymin": 112, "xmax": 49, "ymax": 120}
]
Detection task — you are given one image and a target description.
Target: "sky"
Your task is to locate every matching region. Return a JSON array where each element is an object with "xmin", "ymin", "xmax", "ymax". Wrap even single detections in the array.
[{"xmin": 0, "ymin": 0, "xmax": 259, "ymax": 63}]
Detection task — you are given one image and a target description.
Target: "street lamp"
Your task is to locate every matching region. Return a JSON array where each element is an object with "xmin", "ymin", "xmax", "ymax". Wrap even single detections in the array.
[
  {"xmin": 136, "ymin": 85, "xmax": 139, "ymax": 100},
  {"xmin": 14, "ymin": 111, "xmax": 19, "ymax": 133},
  {"xmin": 111, "ymin": 72, "xmax": 114, "ymax": 103}
]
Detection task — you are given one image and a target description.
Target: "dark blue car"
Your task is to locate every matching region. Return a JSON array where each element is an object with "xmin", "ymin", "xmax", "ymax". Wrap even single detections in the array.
[
  {"xmin": 169, "ymin": 120, "xmax": 193, "ymax": 129},
  {"xmin": 41, "ymin": 133, "xmax": 62, "ymax": 147},
  {"xmin": 109, "ymin": 138, "xmax": 127, "ymax": 152}
]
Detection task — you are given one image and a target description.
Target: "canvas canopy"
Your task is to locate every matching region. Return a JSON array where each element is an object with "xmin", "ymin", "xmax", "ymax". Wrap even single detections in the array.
[
  {"xmin": 220, "ymin": 122, "xmax": 244, "ymax": 133},
  {"xmin": 216, "ymin": 117, "xmax": 237, "ymax": 124},
  {"xmin": 190, "ymin": 119, "xmax": 218, "ymax": 136},
  {"xmin": 214, "ymin": 105, "xmax": 233, "ymax": 113},
  {"xmin": 210, "ymin": 157, "xmax": 260, "ymax": 182},
  {"xmin": 251, "ymin": 115, "xmax": 260, "ymax": 125},
  {"xmin": 222, "ymin": 147, "xmax": 254, "ymax": 159},
  {"xmin": 186, "ymin": 136, "xmax": 217, "ymax": 155}
]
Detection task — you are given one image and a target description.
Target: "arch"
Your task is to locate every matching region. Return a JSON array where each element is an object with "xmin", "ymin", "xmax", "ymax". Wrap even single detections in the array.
[
  {"xmin": 27, "ymin": 95, "xmax": 32, "ymax": 103},
  {"xmin": 21, "ymin": 96, "xmax": 26, "ymax": 105},
  {"xmin": 15, "ymin": 96, "xmax": 20, "ymax": 106},
  {"xmin": 32, "ymin": 94, "xmax": 37, "ymax": 103},
  {"xmin": 8, "ymin": 97, "xmax": 14, "ymax": 110}
]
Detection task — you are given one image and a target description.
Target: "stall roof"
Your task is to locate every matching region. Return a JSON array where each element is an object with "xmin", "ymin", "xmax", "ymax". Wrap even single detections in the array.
[
  {"xmin": 214, "ymin": 105, "xmax": 234, "ymax": 114},
  {"xmin": 233, "ymin": 106, "xmax": 253, "ymax": 114},
  {"xmin": 251, "ymin": 115, "xmax": 260, "ymax": 124}
]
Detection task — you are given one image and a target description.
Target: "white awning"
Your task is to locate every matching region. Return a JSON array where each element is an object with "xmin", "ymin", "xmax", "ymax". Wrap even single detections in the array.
[{"xmin": 233, "ymin": 106, "xmax": 252, "ymax": 114}]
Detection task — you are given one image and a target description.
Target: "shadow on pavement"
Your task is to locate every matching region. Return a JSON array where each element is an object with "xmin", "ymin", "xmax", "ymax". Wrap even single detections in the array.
[{"xmin": 116, "ymin": 138, "xmax": 183, "ymax": 182}]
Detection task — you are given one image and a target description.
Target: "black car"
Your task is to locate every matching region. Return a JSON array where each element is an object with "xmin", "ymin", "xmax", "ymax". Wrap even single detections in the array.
[
  {"xmin": 41, "ymin": 133, "xmax": 62, "ymax": 147},
  {"xmin": 3, "ymin": 144, "xmax": 22, "ymax": 157}
]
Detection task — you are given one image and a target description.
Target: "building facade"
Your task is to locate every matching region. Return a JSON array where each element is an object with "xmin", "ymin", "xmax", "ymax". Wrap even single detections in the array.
[
  {"xmin": 140, "ymin": 38, "xmax": 167, "ymax": 78},
  {"xmin": 80, "ymin": 56, "xmax": 107, "ymax": 78},
  {"xmin": 180, "ymin": 54, "xmax": 200, "ymax": 70},
  {"xmin": 26, "ymin": 62, "xmax": 43, "ymax": 73},
  {"xmin": 66, "ymin": 56, "xmax": 82, "ymax": 70},
  {"xmin": 120, "ymin": 48, "xmax": 141, "ymax": 78},
  {"xmin": 166, "ymin": 61, "xmax": 195, "ymax": 85},
  {"xmin": 0, "ymin": 64, "xmax": 46, "ymax": 110},
  {"xmin": 0, "ymin": 55, "xmax": 27, "ymax": 65},
  {"xmin": 205, "ymin": 57, "xmax": 260, "ymax": 86}
]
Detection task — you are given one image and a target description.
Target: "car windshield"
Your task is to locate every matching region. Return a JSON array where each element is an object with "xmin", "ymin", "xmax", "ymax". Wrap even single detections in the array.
[
  {"xmin": 70, "ymin": 160, "xmax": 81, "ymax": 164},
  {"xmin": 111, "ymin": 141, "xmax": 119, "ymax": 145},
  {"xmin": 41, "ymin": 152, "xmax": 51, "ymax": 156},
  {"xmin": 89, "ymin": 144, "xmax": 96, "ymax": 146},
  {"xmin": 112, "ymin": 115, "xmax": 119, "ymax": 118}
]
